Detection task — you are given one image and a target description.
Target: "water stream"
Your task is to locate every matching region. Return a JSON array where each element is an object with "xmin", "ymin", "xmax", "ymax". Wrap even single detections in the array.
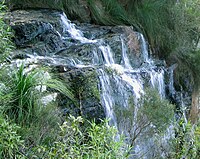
[
  {"xmin": 12, "ymin": 11, "xmax": 172, "ymax": 158},
  {"xmin": 58, "ymin": 12, "xmax": 168, "ymax": 158}
]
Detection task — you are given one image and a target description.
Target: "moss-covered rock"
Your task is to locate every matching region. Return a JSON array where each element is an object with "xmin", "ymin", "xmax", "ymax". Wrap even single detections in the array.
[{"xmin": 55, "ymin": 65, "xmax": 105, "ymax": 122}]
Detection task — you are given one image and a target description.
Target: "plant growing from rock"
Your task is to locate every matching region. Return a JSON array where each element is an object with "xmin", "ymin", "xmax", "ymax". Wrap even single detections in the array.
[
  {"xmin": 115, "ymin": 88, "xmax": 174, "ymax": 157},
  {"xmin": 0, "ymin": 63, "xmax": 76, "ymax": 150}
]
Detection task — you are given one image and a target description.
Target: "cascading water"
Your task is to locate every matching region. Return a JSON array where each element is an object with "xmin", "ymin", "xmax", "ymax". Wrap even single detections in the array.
[
  {"xmin": 98, "ymin": 69, "xmax": 117, "ymax": 127},
  {"xmin": 13, "ymin": 10, "xmax": 172, "ymax": 158},
  {"xmin": 150, "ymin": 69, "xmax": 165, "ymax": 98},
  {"xmin": 139, "ymin": 33, "xmax": 166, "ymax": 99},
  {"xmin": 139, "ymin": 33, "xmax": 151, "ymax": 64},
  {"xmin": 121, "ymin": 36, "xmax": 132, "ymax": 69},
  {"xmin": 60, "ymin": 13, "xmax": 96, "ymax": 43},
  {"xmin": 58, "ymin": 12, "xmax": 169, "ymax": 158},
  {"xmin": 99, "ymin": 45, "xmax": 115, "ymax": 65},
  {"xmin": 168, "ymin": 64, "xmax": 177, "ymax": 98},
  {"xmin": 168, "ymin": 64, "xmax": 187, "ymax": 123}
]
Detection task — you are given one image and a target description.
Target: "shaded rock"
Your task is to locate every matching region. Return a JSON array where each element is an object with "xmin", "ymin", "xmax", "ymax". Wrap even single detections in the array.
[
  {"xmin": 55, "ymin": 65, "xmax": 105, "ymax": 122},
  {"xmin": 6, "ymin": 9, "xmax": 168, "ymax": 123},
  {"xmin": 7, "ymin": 9, "xmax": 147, "ymax": 68}
]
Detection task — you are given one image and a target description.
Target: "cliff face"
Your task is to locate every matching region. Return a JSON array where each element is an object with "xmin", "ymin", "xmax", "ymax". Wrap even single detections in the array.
[
  {"xmin": 2, "ymin": 1, "xmax": 200, "ymax": 157},
  {"xmin": 5, "ymin": 9, "xmax": 150, "ymax": 122},
  {"xmin": 5, "ymin": 8, "xmax": 174, "ymax": 158}
]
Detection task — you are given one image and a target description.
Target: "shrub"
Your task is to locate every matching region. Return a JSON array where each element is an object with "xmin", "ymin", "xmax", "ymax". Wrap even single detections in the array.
[
  {"xmin": 139, "ymin": 89, "xmax": 174, "ymax": 132},
  {"xmin": 167, "ymin": 0, "xmax": 200, "ymax": 88},
  {"xmin": 169, "ymin": 119, "xmax": 200, "ymax": 159},
  {"xmin": 29, "ymin": 115, "xmax": 131, "ymax": 159},
  {"xmin": 18, "ymin": 103, "xmax": 61, "ymax": 148},
  {"xmin": 0, "ymin": 1, "xmax": 15, "ymax": 62},
  {"xmin": 0, "ymin": 114, "xmax": 24, "ymax": 158},
  {"xmin": 116, "ymin": 89, "xmax": 174, "ymax": 138}
]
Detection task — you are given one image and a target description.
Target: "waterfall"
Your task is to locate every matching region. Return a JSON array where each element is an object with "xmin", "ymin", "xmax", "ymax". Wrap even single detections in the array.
[
  {"xmin": 60, "ymin": 13, "xmax": 97, "ymax": 43},
  {"xmin": 98, "ymin": 69, "xmax": 117, "ymax": 127},
  {"xmin": 139, "ymin": 33, "xmax": 151, "ymax": 63},
  {"xmin": 180, "ymin": 87, "xmax": 188, "ymax": 124},
  {"xmin": 13, "ymin": 11, "xmax": 168, "ymax": 157},
  {"xmin": 168, "ymin": 64, "xmax": 187, "ymax": 122},
  {"xmin": 168, "ymin": 64, "xmax": 177, "ymax": 97},
  {"xmin": 99, "ymin": 45, "xmax": 115, "ymax": 65},
  {"xmin": 58, "ymin": 12, "xmax": 168, "ymax": 158},
  {"xmin": 150, "ymin": 69, "xmax": 165, "ymax": 98},
  {"xmin": 10, "ymin": 9, "xmax": 195, "ymax": 159},
  {"xmin": 121, "ymin": 36, "xmax": 132, "ymax": 69}
]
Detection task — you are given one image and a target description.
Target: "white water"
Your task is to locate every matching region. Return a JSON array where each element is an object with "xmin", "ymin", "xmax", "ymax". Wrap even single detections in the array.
[
  {"xmin": 59, "ymin": 12, "xmax": 169, "ymax": 158},
  {"xmin": 121, "ymin": 36, "xmax": 132, "ymax": 69},
  {"xmin": 60, "ymin": 13, "xmax": 97, "ymax": 43},
  {"xmin": 168, "ymin": 64, "xmax": 177, "ymax": 97},
  {"xmin": 139, "ymin": 33, "xmax": 151, "ymax": 63},
  {"xmin": 150, "ymin": 69, "xmax": 165, "ymax": 98},
  {"xmin": 98, "ymin": 69, "xmax": 117, "ymax": 127},
  {"xmin": 99, "ymin": 45, "xmax": 115, "ymax": 64},
  {"xmin": 97, "ymin": 42, "xmax": 144, "ymax": 127}
]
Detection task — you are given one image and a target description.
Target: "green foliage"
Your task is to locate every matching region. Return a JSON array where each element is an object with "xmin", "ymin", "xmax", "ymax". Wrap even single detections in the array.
[
  {"xmin": 194, "ymin": 124, "xmax": 200, "ymax": 156},
  {"xmin": 131, "ymin": 1, "xmax": 174, "ymax": 54},
  {"xmin": 18, "ymin": 103, "xmax": 61, "ymax": 147},
  {"xmin": 30, "ymin": 115, "xmax": 130, "ymax": 159},
  {"xmin": 0, "ymin": 114, "xmax": 24, "ymax": 159},
  {"xmin": 0, "ymin": 64, "xmax": 74, "ymax": 125},
  {"xmin": 87, "ymin": 0, "xmax": 129, "ymax": 25},
  {"xmin": 0, "ymin": 1, "xmax": 15, "ymax": 62},
  {"xmin": 115, "ymin": 88, "xmax": 174, "ymax": 148},
  {"xmin": 1, "ymin": 65, "xmax": 41, "ymax": 124},
  {"xmin": 0, "ymin": 64, "xmax": 77, "ymax": 153},
  {"xmin": 139, "ymin": 89, "xmax": 174, "ymax": 132},
  {"xmin": 169, "ymin": 119, "xmax": 200, "ymax": 159},
  {"xmin": 166, "ymin": 0, "xmax": 200, "ymax": 88},
  {"xmin": 173, "ymin": 49, "xmax": 200, "ymax": 89}
]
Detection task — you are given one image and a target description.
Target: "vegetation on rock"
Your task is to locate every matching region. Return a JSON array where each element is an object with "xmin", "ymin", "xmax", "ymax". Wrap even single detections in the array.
[
  {"xmin": 1, "ymin": 0, "xmax": 200, "ymax": 158},
  {"xmin": 0, "ymin": 2, "xmax": 129, "ymax": 158}
]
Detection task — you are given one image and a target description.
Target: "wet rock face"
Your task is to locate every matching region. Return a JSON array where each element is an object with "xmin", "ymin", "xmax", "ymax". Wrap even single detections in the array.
[
  {"xmin": 6, "ymin": 9, "xmax": 106, "ymax": 121},
  {"xmin": 6, "ymin": 9, "xmax": 152, "ymax": 122},
  {"xmin": 55, "ymin": 65, "xmax": 105, "ymax": 122},
  {"xmin": 7, "ymin": 10, "xmax": 68, "ymax": 55},
  {"xmin": 12, "ymin": 21, "xmax": 68, "ymax": 56},
  {"xmin": 8, "ymin": 9, "xmax": 145, "ymax": 68},
  {"xmin": 6, "ymin": 9, "xmax": 176, "ymax": 157}
]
